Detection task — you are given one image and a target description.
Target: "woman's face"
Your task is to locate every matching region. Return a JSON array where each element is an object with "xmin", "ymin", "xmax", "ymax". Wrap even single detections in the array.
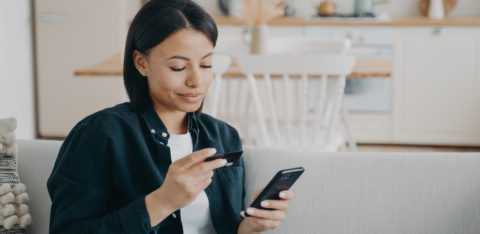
[{"xmin": 134, "ymin": 29, "xmax": 214, "ymax": 114}]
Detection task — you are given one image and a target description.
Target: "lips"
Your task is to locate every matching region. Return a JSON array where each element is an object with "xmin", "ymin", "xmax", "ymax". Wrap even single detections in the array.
[
  {"xmin": 178, "ymin": 93, "xmax": 203, "ymax": 103},
  {"xmin": 180, "ymin": 93, "xmax": 201, "ymax": 97}
]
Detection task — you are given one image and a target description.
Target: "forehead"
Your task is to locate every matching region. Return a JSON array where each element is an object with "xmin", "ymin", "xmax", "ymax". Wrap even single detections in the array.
[{"xmin": 150, "ymin": 29, "xmax": 214, "ymax": 58}]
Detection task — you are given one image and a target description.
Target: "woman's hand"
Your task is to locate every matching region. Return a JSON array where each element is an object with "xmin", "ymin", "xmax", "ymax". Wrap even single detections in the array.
[
  {"xmin": 145, "ymin": 148, "xmax": 226, "ymax": 226},
  {"xmin": 238, "ymin": 188, "xmax": 295, "ymax": 234}
]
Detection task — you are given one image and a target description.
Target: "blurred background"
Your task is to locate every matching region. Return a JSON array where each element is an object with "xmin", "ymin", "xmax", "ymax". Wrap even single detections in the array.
[{"xmin": 1, "ymin": 0, "xmax": 479, "ymax": 151}]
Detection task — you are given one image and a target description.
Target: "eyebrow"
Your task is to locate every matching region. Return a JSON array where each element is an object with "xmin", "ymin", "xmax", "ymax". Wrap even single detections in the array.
[{"xmin": 166, "ymin": 52, "xmax": 213, "ymax": 61}]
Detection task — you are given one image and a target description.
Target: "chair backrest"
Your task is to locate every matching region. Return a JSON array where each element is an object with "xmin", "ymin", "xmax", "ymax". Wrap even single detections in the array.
[
  {"xmin": 267, "ymin": 37, "xmax": 351, "ymax": 55},
  {"xmin": 204, "ymin": 54, "xmax": 232, "ymax": 117},
  {"xmin": 236, "ymin": 54, "xmax": 356, "ymax": 150},
  {"xmin": 215, "ymin": 35, "xmax": 350, "ymax": 56},
  {"xmin": 215, "ymin": 35, "xmax": 250, "ymax": 56}
]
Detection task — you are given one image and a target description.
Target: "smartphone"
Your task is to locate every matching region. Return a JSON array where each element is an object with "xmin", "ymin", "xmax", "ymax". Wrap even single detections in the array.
[
  {"xmin": 204, "ymin": 150, "xmax": 243, "ymax": 167},
  {"xmin": 245, "ymin": 167, "xmax": 304, "ymax": 216}
]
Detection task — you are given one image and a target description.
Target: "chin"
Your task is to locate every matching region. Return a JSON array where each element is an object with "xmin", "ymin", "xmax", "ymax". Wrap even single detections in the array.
[{"xmin": 178, "ymin": 103, "xmax": 203, "ymax": 113}]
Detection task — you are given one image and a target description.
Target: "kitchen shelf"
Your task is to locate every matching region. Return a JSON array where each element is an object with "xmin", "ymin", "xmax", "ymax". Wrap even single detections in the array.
[{"xmin": 214, "ymin": 16, "xmax": 480, "ymax": 27}]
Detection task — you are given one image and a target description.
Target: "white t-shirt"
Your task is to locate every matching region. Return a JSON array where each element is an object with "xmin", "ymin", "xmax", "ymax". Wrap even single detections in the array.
[{"xmin": 168, "ymin": 132, "xmax": 217, "ymax": 234}]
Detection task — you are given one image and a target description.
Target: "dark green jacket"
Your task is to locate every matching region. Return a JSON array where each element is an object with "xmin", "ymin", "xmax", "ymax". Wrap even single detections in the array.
[{"xmin": 47, "ymin": 103, "xmax": 245, "ymax": 233}]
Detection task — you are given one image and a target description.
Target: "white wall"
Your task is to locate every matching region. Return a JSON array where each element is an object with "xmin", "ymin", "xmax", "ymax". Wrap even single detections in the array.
[{"xmin": 0, "ymin": 0, "xmax": 36, "ymax": 139}]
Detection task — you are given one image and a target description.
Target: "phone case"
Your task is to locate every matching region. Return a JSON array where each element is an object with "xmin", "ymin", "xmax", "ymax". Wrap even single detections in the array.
[{"xmin": 246, "ymin": 167, "xmax": 305, "ymax": 216}]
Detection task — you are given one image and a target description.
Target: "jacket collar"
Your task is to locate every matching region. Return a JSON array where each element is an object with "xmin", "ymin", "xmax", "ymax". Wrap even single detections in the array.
[{"xmin": 139, "ymin": 105, "xmax": 200, "ymax": 145}]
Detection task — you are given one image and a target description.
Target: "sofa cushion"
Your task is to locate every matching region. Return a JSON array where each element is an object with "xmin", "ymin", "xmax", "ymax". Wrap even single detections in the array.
[
  {"xmin": 243, "ymin": 146, "xmax": 480, "ymax": 234},
  {"xmin": 17, "ymin": 140, "xmax": 62, "ymax": 234},
  {"xmin": 14, "ymin": 140, "xmax": 480, "ymax": 234}
]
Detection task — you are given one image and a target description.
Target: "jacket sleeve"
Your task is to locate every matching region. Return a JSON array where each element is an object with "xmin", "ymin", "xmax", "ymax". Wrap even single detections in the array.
[
  {"xmin": 47, "ymin": 124, "xmax": 152, "ymax": 234},
  {"xmin": 228, "ymin": 125, "xmax": 247, "ymax": 224}
]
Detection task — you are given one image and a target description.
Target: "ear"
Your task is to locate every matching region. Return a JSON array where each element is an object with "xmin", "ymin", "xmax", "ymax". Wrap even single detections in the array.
[{"xmin": 133, "ymin": 50, "xmax": 148, "ymax": 77}]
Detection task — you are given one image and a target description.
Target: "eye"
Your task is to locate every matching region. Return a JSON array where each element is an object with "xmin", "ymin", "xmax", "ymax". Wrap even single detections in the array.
[
  {"xmin": 170, "ymin": 67, "xmax": 186, "ymax": 72},
  {"xmin": 200, "ymin": 65, "xmax": 212, "ymax": 69}
]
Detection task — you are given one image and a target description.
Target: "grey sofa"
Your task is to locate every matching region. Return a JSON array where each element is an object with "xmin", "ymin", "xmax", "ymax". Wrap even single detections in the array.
[{"xmin": 17, "ymin": 140, "xmax": 480, "ymax": 234}]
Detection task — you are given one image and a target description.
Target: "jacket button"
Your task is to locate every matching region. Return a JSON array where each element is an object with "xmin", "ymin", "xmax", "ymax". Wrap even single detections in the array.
[
  {"xmin": 150, "ymin": 129, "xmax": 156, "ymax": 134},
  {"xmin": 172, "ymin": 213, "xmax": 177, "ymax": 219},
  {"xmin": 161, "ymin": 132, "xmax": 168, "ymax": 138}
]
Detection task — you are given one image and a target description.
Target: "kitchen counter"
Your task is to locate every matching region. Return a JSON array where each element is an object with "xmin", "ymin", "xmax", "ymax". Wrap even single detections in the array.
[
  {"xmin": 214, "ymin": 15, "xmax": 480, "ymax": 26},
  {"xmin": 73, "ymin": 16, "xmax": 480, "ymax": 78},
  {"xmin": 74, "ymin": 53, "xmax": 391, "ymax": 79}
]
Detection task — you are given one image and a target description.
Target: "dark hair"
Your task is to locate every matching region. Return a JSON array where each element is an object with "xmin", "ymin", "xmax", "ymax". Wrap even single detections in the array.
[{"xmin": 123, "ymin": 0, "xmax": 218, "ymax": 112}]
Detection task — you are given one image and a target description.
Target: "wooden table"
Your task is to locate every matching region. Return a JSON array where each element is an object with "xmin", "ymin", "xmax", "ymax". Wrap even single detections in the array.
[{"xmin": 74, "ymin": 53, "xmax": 391, "ymax": 79}]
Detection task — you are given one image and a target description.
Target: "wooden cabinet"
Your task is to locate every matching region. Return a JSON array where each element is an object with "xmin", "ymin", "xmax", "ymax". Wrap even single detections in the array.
[
  {"xmin": 393, "ymin": 27, "xmax": 480, "ymax": 145},
  {"xmin": 228, "ymin": 24, "xmax": 480, "ymax": 146},
  {"xmin": 34, "ymin": 0, "xmax": 128, "ymax": 137}
]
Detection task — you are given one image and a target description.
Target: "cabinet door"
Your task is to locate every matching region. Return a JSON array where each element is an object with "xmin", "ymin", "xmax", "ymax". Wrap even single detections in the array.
[
  {"xmin": 35, "ymin": 0, "xmax": 128, "ymax": 137},
  {"xmin": 393, "ymin": 27, "xmax": 480, "ymax": 145}
]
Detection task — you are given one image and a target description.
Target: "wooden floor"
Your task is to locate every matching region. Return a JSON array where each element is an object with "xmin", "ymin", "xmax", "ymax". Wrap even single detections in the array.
[{"xmin": 357, "ymin": 144, "xmax": 480, "ymax": 152}]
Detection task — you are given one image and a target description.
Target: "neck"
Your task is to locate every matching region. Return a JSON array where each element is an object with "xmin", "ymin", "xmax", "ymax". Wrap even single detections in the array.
[{"xmin": 154, "ymin": 108, "xmax": 189, "ymax": 134}]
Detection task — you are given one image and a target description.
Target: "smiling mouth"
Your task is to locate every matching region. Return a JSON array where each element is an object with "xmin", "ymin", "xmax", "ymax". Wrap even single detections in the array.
[
  {"xmin": 178, "ymin": 93, "xmax": 203, "ymax": 102},
  {"xmin": 179, "ymin": 93, "xmax": 202, "ymax": 97}
]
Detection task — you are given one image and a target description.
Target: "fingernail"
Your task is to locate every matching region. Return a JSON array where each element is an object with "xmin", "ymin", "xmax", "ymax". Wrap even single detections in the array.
[
  {"xmin": 240, "ymin": 211, "xmax": 245, "ymax": 216},
  {"xmin": 219, "ymin": 159, "xmax": 227, "ymax": 165},
  {"xmin": 207, "ymin": 148, "xmax": 216, "ymax": 155},
  {"xmin": 279, "ymin": 192, "xmax": 286, "ymax": 198},
  {"xmin": 261, "ymin": 201, "xmax": 269, "ymax": 207},
  {"xmin": 247, "ymin": 208, "xmax": 254, "ymax": 214}
]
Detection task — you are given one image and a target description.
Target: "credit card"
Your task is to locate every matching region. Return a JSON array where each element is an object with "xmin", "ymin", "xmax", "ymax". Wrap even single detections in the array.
[{"xmin": 204, "ymin": 150, "xmax": 243, "ymax": 167}]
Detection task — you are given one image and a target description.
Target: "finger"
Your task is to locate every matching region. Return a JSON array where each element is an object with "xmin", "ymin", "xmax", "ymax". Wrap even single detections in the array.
[
  {"xmin": 244, "ymin": 215, "xmax": 281, "ymax": 230},
  {"xmin": 253, "ymin": 218, "xmax": 281, "ymax": 230},
  {"xmin": 194, "ymin": 177, "xmax": 213, "ymax": 191},
  {"xmin": 279, "ymin": 190, "xmax": 294, "ymax": 200},
  {"xmin": 191, "ymin": 170, "xmax": 215, "ymax": 183},
  {"xmin": 245, "ymin": 207, "xmax": 285, "ymax": 221},
  {"xmin": 250, "ymin": 187, "xmax": 264, "ymax": 202},
  {"xmin": 260, "ymin": 199, "xmax": 288, "ymax": 211},
  {"xmin": 190, "ymin": 159, "xmax": 227, "ymax": 176},
  {"xmin": 177, "ymin": 148, "xmax": 216, "ymax": 168},
  {"xmin": 180, "ymin": 168, "xmax": 214, "ymax": 186}
]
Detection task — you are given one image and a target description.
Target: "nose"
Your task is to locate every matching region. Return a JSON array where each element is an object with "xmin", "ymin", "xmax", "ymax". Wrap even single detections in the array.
[{"xmin": 186, "ymin": 67, "xmax": 202, "ymax": 88}]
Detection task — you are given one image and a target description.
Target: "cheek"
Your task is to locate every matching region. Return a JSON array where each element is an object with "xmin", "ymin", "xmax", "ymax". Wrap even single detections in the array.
[
  {"xmin": 147, "ymin": 73, "xmax": 184, "ymax": 94},
  {"xmin": 203, "ymin": 71, "xmax": 215, "ymax": 88}
]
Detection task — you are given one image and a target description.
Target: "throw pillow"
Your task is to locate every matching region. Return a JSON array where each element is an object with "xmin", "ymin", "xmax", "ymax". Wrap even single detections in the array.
[{"xmin": 0, "ymin": 117, "xmax": 32, "ymax": 232}]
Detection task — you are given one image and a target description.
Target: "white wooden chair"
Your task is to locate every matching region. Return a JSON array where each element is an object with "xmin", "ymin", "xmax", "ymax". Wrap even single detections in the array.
[
  {"xmin": 212, "ymin": 37, "xmax": 357, "ymax": 150},
  {"xmin": 236, "ymin": 54, "xmax": 356, "ymax": 151},
  {"xmin": 204, "ymin": 54, "xmax": 232, "ymax": 117},
  {"xmin": 265, "ymin": 37, "xmax": 358, "ymax": 150}
]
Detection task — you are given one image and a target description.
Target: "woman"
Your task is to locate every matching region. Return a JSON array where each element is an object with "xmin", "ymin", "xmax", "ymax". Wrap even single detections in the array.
[{"xmin": 47, "ymin": 0, "xmax": 294, "ymax": 233}]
